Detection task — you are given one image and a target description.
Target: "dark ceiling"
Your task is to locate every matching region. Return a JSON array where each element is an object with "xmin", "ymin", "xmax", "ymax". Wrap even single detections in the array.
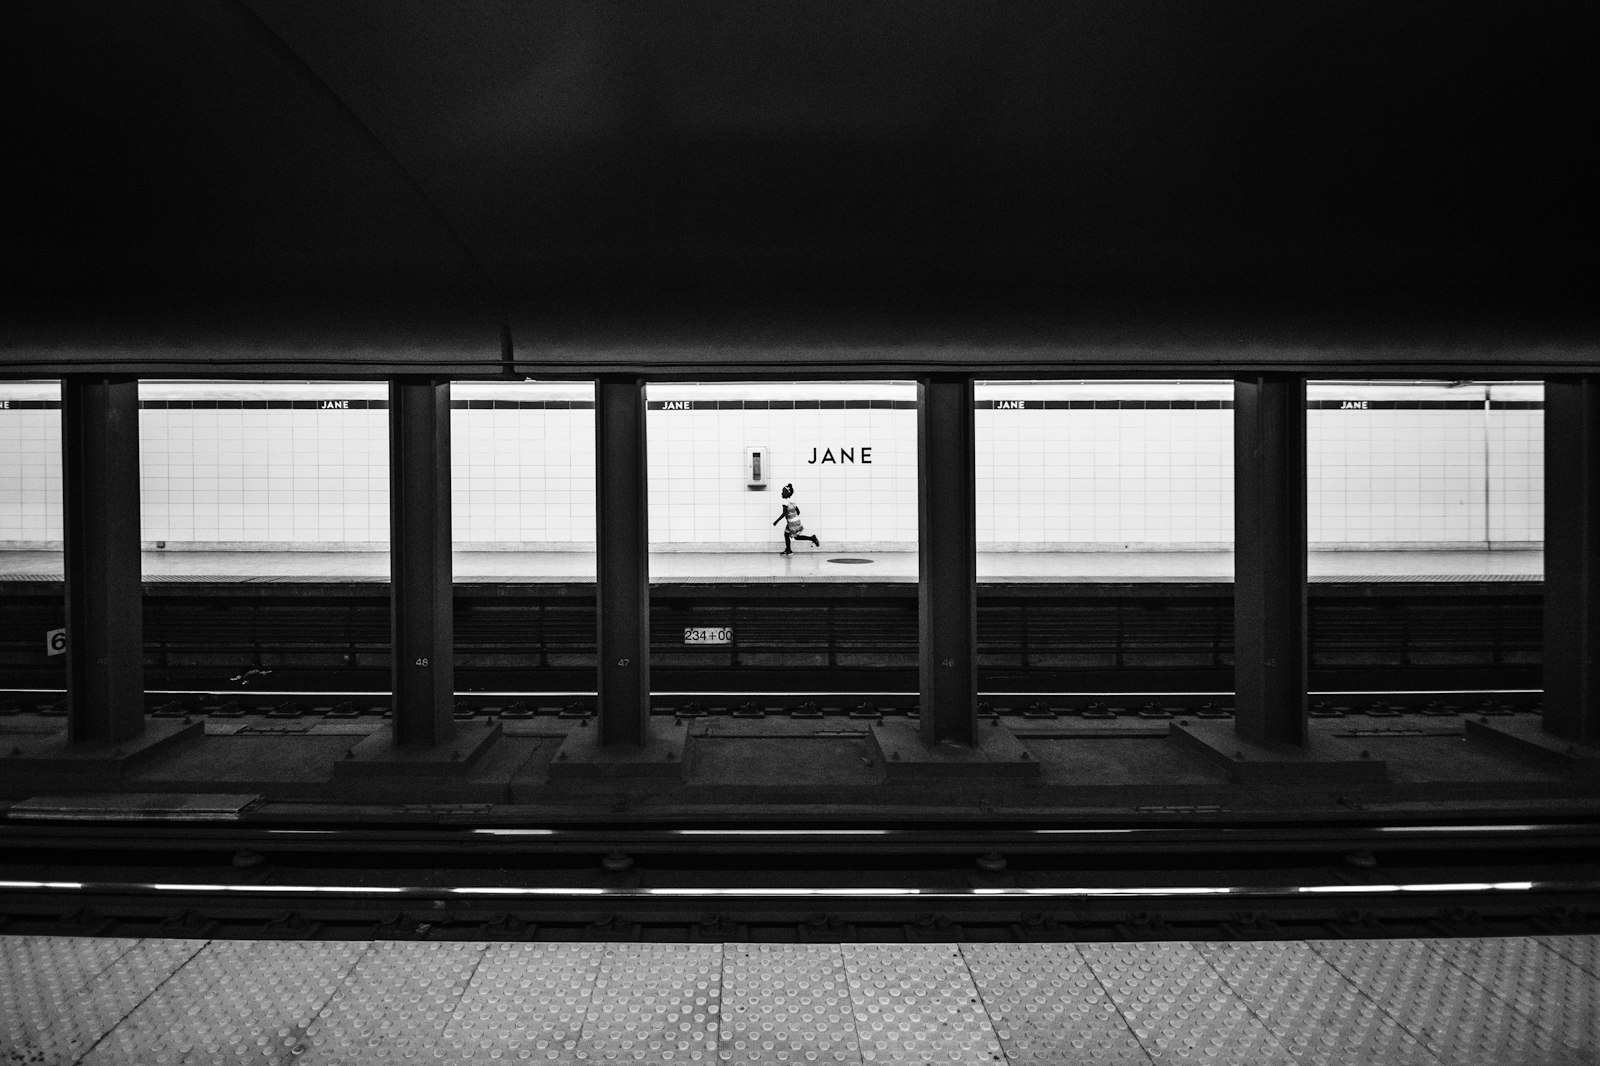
[{"xmin": 7, "ymin": 1, "xmax": 1597, "ymax": 373}]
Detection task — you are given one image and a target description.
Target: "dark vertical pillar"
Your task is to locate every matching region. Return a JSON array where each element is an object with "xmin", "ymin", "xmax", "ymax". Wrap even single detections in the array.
[
  {"xmin": 596, "ymin": 376, "xmax": 651, "ymax": 746},
  {"xmin": 918, "ymin": 375, "xmax": 978, "ymax": 747},
  {"xmin": 62, "ymin": 377, "xmax": 144, "ymax": 744},
  {"xmin": 389, "ymin": 378, "xmax": 454, "ymax": 746},
  {"xmin": 1233, "ymin": 375, "xmax": 1308, "ymax": 747},
  {"xmin": 1543, "ymin": 378, "xmax": 1600, "ymax": 743}
]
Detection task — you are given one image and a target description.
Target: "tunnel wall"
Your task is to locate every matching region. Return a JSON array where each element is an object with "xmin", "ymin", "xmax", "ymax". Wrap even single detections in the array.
[{"xmin": 0, "ymin": 380, "xmax": 1543, "ymax": 552}]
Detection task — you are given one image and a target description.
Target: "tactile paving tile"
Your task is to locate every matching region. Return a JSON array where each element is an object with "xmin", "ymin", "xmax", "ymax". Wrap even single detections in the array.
[
  {"xmin": 1079, "ymin": 941, "xmax": 1291, "ymax": 1064},
  {"xmin": 438, "ymin": 943, "xmax": 603, "ymax": 1063},
  {"xmin": 1, "ymin": 936, "xmax": 142, "ymax": 1065},
  {"xmin": 298, "ymin": 941, "xmax": 484, "ymax": 1064},
  {"xmin": 962, "ymin": 942, "xmax": 1150, "ymax": 1065},
  {"xmin": 1426, "ymin": 936, "xmax": 1600, "ymax": 1064},
  {"xmin": 720, "ymin": 943, "xmax": 861, "ymax": 1064},
  {"xmin": 1196, "ymin": 940, "xmax": 1437, "ymax": 1066},
  {"xmin": 2, "ymin": 937, "xmax": 204, "ymax": 1066},
  {"xmin": 80, "ymin": 938, "xmax": 367, "ymax": 1066},
  {"xmin": 577, "ymin": 943, "xmax": 721, "ymax": 1062},
  {"xmin": 1540, "ymin": 934, "xmax": 1600, "ymax": 980},
  {"xmin": 840, "ymin": 943, "xmax": 1005, "ymax": 1064},
  {"xmin": 1309, "ymin": 938, "xmax": 1577, "ymax": 1066}
]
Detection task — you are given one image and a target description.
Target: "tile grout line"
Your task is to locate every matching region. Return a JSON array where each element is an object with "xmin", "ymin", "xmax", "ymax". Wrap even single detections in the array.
[
  {"xmin": 1419, "ymin": 936, "xmax": 1589, "ymax": 1062},
  {"xmin": 717, "ymin": 943, "xmax": 729, "ymax": 1063},
  {"xmin": 1307, "ymin": 938, "xmax": 1453, "ymax": 1062},
  {"xmin": 704, "ymin": 942, "xmax": 726, "ymax": 1061},
  {"xmin": 1195, "ymin": 940, "xmax": 1408, "ymax": 1066},
  {"xmin": 1076, "ymin": 941, "xmax": 1158, "ymax": 1066},
  {"xmin": 1537, "ymin": 934, "xmax": 1600, "ymax": 981},
  {"xmin": 1187, "ymin": 942, "xmax": 1298, "ymax": 1065},
  {"xmin": 437, "ymin": 941, "xmax": 492, "ymax": 1049},
  {"xmin": 573, "ymin": 943, "xmax": 613, "ymax": 1052},
  {"xmin": 953, "ymin": 943, "xmax": 1013, "ymax": 1066},
  {"xmin": 71, "ymin": 936, "xmax": 210, "ymax": 1066},
  {"xmin": 278, "ymin": 939, "xmax": 375, "ymax": 1062},
  {"xmin": 838, "ymin": 943, "xmax": 872, "ymax": 1066},
  {"xmin": 61, "ymin": 935, "xmax": 146, "ymax": 1001}
]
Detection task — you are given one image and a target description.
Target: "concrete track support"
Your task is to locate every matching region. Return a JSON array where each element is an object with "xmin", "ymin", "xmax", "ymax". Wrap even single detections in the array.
[
  {"xmin": 1541, "ymin": 377, "xmax": 1600, "ymax": 745},
  {"xmin": 389, "ymin": 378, "xmax": 455, "ymax": 747},
  {"xmin": 918, "ymin": 375, "xmax": 978, "ymax": 748},
  {"xmin": 62, "ymin": 376, "xmax": 144, "ymax": 744},
  {"xmin": 1232, "ymin": 375, "xmax": 1309, "ymax": 748},
  {"xmin": 596, "ymin": 376, "xmax": 651, "ymax": 747}
]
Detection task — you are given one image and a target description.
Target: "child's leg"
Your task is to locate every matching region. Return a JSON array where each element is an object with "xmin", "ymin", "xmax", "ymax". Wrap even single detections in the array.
[{"xmin": 782, "ymin": 531, "xmax": 793, "ymax": 554}]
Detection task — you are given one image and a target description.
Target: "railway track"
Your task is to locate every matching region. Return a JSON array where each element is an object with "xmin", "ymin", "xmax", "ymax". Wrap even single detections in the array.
[
  {"xmin": 1, "ymin": 584, "xmax": 1542, "ymax": 696},
  {"xmin": 1, "ymin": 819, "xmax": 1595, "ymax": 942}
]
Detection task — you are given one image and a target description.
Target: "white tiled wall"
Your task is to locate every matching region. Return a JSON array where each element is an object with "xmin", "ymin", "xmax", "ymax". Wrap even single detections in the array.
[
  {"xmin": 451, "ymin": 382, "xmax": 596, "ymax": 547},
  {"xmin": 646, "ymin": 383, "xmax": 919, "ymax": 550},
  {"xmin": 1307, "ymin": 381, "xmax": 1543, "ymax": 548},
  {"xmin": 1487, "ymin": 384, "xmax": 1543, "ymax": 544},
  {"xmin": 0, "ymin": 382, "xmax": 61, "ymax": 545},
  {"xmin": 139, "ymin": 383, "xmax": 390, "ymax": 547},
  {"xmin": 0, "ymin": 378, "xmax": 1550, "ymax": 552},
  {"xmin": 976, "ymin": 381, "xmax": 1234, "ymax": 549}
]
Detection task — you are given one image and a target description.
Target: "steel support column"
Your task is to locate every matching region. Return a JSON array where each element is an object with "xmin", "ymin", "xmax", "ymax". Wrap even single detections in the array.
[
  {"xmin": 596, "ymin": 376, "xmax": 651, "ymax": 746},
  {"xmin": 918, "ymin": 375, "xmax": 978, "ymax": 746},
  {"xmin": 389, "ymin": 378, "xmax": 454, "ymax": 746},
  {"xmin": 1543, "ymin": 378, "xmax": 1600, "ymax": 743},
  {"xmin": 1233, "ymin": 375, "xmax": 1308, "ymax": 747},
  {"xmin": 62, "ymin": 377, "xmax": 144, "ymax": 744}
]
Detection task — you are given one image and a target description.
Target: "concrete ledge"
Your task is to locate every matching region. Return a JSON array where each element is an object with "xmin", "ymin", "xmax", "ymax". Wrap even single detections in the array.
[
  {"xmin": 548, "ymin": 718, "xmax": 686, "ymax": 780},
  {"xmin": 868, "ymin": 719, "xmax": 1040, "ymax": 781},
  {"xmin": 9, "ymin": 793, "xmax": 260, "ymax": 821},
  {"xmin": 333, "ymin": 720, "xmax": 501, "ymax": 778},
  {"xmin": 2, "ymin": 719, "xmax": 202, "ymax": 776},
  {"xmin": 1170, "ymin": 719, "xmax": 1387, "ymax": 785},
  {"xmin": 1466, "ymin": 716, "xmax": 1600, "ymax": 770}
]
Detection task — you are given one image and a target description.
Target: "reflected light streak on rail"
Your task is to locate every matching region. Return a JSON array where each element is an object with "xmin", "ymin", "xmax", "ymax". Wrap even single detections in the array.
[
  {"xmin": 0, "ymin": 881, "xmax": 85, "ymax": 890},
  {"xmin": 1375, "ymin": 825, "xmax": 1548, "ymax": 833},
  {"xmin": 1298, "ymin": 881, "xmax": 1535, "ymax": 894},
  {"xmin": 0, "ymin": 880, "xmax": 1549, "ymax": 897},
  {"xmin": 146, "ymin": 883, "xmax": 408, "ymax": 894},
  {"xmin": 451, "ymin": 887, "xmax": 608, "ymax": 895},
  {"xmin": 672, "ymin": 829, "xmax": 892, "ymax": 837}
]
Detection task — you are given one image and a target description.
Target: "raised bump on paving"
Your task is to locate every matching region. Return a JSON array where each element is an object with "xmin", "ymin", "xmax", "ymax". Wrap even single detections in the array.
[
  {"xmin": 437, "ymin": 942, "xmax": 604, "ymax": 1063},
  {"xmin": 79, "ymin": 939, "xmax": 366, "ymax": 1066},
  {"xmin": 1308, "ymin": 937, "xmax": 1589, "ymax": 1066},
  {"xmin": 1425, "ymin": 936, "xmax": 1600, "ymax": 1064},
  {"xmin": 4, "ymin": 934, "xmax": 1599, "ymax": 1064},
  {"xmin": 6, "ymin": 937, "xmax": 206, "ymax": 1066},
  {"xmin": 0, "ymin": 936, "xmax": 144, "ymax": 1064},
  {"xmin": 1539, "ymin": 933, "xmax": 1600, "ymax": 980},
  {"xmin": 1079, "ymin": 941, "xmax": 1292, "ymax": 1064},
  {"xmin": 1195, "ymin": 940, "xmax": 1439, "ymax": 1066},
  {"xmin": 840, "ymin": 943, "xmax": 1005, "ymax": 1064},
  {"xmin": 721, "ymin": 943, "xmax": 863, "ymax": 1065},
  {"xmin": 40, "ymin": 941, "xmax": 206, "ymax": 1062},
  {"xmin": 296, "ymin": 941, "xmax": 484, "ymax": 1064},
  {"xmin": 962, "ymin": 942, "xmax": 1151, "ymax": 1065},
  {"xmin": 577, "ymin": 942, "xmax": 722, "ymax": 1062}
]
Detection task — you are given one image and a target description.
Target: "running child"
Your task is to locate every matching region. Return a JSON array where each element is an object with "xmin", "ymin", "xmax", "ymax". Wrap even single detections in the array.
[{"xmin": 772, "ymin": 483, "xmax": 821, "ymax": 554}]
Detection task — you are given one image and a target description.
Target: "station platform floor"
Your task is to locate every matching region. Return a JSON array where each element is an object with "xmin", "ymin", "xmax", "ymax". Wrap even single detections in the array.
[
  {"xmin": 4, "ymin": 933, "xmax": 1595, "ymax": 1064},
  {"xmin": 0, "ymin": 548, "xmax": 1545, "ymax": 585}
]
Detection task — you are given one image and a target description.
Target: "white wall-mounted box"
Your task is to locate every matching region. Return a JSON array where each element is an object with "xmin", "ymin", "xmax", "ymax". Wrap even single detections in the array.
[{"xmin": 746, "ymin": 445, "xmax": 769, "ymax": 489}]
